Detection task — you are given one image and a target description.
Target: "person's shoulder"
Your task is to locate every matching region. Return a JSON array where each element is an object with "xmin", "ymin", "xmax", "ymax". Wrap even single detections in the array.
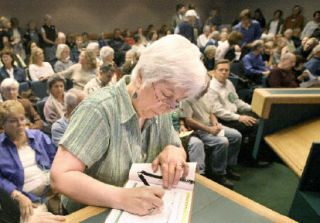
[
  {"xmin": 43, "ymin": 62, "xmax": 52, "ymax": 67},
  {"xmin": 251, "ymin": 20, "xmax": 260, "ymax": 26}
]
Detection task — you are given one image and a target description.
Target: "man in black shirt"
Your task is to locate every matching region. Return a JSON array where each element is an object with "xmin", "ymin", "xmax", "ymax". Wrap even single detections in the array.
[{"xmin": 41, "ymin": 14, "xmax": 57, "ymax": 63}]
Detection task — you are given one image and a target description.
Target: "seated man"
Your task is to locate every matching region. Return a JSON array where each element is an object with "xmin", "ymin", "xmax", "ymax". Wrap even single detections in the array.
[
  {"xmin": 51, "ymin": 88, "xmax": 86, "ymax": 147},
  {"xmin": 0, "ymin": 78, "xmax": 43, "ymax": 133},
  {"xmin": 84, "ymin": 63, "xmax": 115, "ymax": 94},
  {"xmin": 180, "ymin": 91, "xmax": 242, "ymax": 189},
  {"xmin": 242, "ymin": 40, "xmax": 270, "ymax": 84},
  {"xmin": 208, "ymin": 60, "xmax": 269, "ymax": 166},
  {"xmin": 171, "ymin": 109, "xmax": 205, "ymax": 175},
  {"xmin": 302, "ymin": 44, "xmax": 320, "ymax": 77},
  {"xmin": 268, "ymin": 53, "xmax": 298, "ymax": 88}
]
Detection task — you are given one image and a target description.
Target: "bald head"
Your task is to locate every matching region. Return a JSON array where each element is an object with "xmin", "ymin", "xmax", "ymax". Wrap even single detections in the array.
[{"xmin": 279, "ymin": 53, "xmax": 296, "ymax": 70}]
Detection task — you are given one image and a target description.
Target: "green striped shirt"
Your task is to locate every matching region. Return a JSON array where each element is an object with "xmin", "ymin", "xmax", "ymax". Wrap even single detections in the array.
[{"xmin": 60, "ymin": 75, "xmax": 181, "ymax": 213}]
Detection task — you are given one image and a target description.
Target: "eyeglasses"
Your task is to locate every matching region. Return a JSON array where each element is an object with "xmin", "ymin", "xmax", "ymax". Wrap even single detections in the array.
[
  {"xmin": 6, "ymin": 116, "xmax": 26, "ymax": 124},
  {"xmin": 152, "ymin": 83, "xmax": 180, "ymax": 110}
]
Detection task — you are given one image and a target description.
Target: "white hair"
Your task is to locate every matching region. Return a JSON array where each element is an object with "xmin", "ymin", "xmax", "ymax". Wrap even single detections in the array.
[
  {"xmin": 56, "ymin": 44, "xmax": 69, "ymax": 59},
  {"xmin": 203, "ymin": 25, "xmax": 211, "ymax": 33},
  {"xmin": 0, "ymin": 78, "xmax": 19, "ymax": 92},
  {"xmin": 58, "ymin": 32, "xmax": 66, "ymax": 39},
  {"xmin": 86, "ymin": 42, "xmax": 99, "ymax": 51},
  {"xmin": 131, "ymin": 34, "xmax": 207, "ymax": 97},
  {"xmin": 65, "ymin": 88, "xmax": 86, "ymax": 108},
  {"xmin": 185, "ymin": 9, "xmax": 197, "ymax": 18},
  {"xmin": 284, "ymin": 29, "xmax": 293, "ymax": 36},
  {"xmin": 212, "ymin": 31, "xmax": 220, "ymax": 39},
  {"xmin": 100, "ymin": 46, "xmax": 114, "ymax": 60}
]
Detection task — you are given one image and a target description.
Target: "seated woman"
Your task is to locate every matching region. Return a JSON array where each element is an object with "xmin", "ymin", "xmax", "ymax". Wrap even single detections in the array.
[
  {"xmin": 86, "ymin": 42, "xmax": 101, "ymax": 64},
  {"xmin": 203, "ymin": 45, "xmax": 216, "ymax": 71},
  {"xmin": 44, "ymin": 74, "xmax": 66, "ymax": 125},
  {"xmin": 57, "ymin": 49, "xmax": 97, "ymax": 90},
  {"xmin": 0, "ymin": 100, "xmax": 57, "ymax": 222},
  {"xmin": 53, "ymin": 44, "xmax": 73, "ymax": 72},
  {"xmin": 0, "ymin": 78, "xmax": 43, "ymax": 132},
  {"xmin": 50, "ymin": 35, "xmax": 208, "ymax": 215},
  {"xmin": 215, "ymin": 31, "xmax": 243, "ymax": 62},
  {"xmin": 100, "ymin": 46, "xmax": 120, "ymax": 84},
  {"xmin": 28, "ymin": 47, "xmax": 54, "ymax": 81},
  {"xmin": 0, "ymin": 49, "xmax": 26, "ymax": 83}
]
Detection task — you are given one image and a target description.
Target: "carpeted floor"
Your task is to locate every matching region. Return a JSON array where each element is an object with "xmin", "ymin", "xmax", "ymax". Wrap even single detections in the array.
[{"xmin": 232, "ymin": 162, "xmax": 299, "ymax": 216}]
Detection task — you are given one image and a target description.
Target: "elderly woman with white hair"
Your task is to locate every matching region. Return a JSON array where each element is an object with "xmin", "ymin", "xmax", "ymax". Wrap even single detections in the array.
[
  {"xmin": 53, "ymin": 44, "xmax": 73, "ymax": 72},
  {"xmin": 197, "ymin": 25, "xmax": 212, "ymax": 50},
  {"xmin": 0, "ymin": 78, "xmax": 43, "ymax": 132},
  {"xmin": 50, "ymin": 35, "xmax": 208, "ymax": 215},
  {"xmin": 100, "ymin": 46, "xmax": 120, "ymax": 83}
]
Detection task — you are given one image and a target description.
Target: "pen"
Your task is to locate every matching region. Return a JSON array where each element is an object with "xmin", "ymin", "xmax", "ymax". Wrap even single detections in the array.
[{"xmin": 139, "ymin": 170, "xmax": 194, "ymax": 184}]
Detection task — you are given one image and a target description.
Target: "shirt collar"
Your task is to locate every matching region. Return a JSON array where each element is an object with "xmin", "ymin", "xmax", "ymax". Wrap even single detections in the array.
[
  {"xmin": 0, "ymin": 129, "xmax": 35, "ymax": 144},
  {"xmin": 116, "ymin": 75, "xmax": 138, "ymax": 124}
]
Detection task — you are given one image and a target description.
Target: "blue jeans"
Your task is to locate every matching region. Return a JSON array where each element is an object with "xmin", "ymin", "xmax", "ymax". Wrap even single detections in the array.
[
  {"xmin": 187, "ymin": 136, "xmax": 205, "ymax": 175},
  {"xmin": 197, "ymin": 126, "xmax": 242, "ymax": 175}
]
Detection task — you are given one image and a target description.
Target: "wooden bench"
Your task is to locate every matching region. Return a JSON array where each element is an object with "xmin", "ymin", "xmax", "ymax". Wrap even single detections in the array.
[{"xmin": 264, "ymin": 118, "xmax": 320, "ymax": 178}]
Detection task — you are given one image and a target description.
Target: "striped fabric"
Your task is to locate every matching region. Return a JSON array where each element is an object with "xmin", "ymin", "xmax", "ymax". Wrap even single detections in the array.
[{"xmin": 60, "ymin": 75, "xmax": 181, "ymax": 213}]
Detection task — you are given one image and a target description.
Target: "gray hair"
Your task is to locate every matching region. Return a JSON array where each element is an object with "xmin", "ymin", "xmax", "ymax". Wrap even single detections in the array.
[
  {"xmin": 204, "ymin": 45, "xmax": 216, "ymax": 57},
  {"xmin": 130, "ymin": 34, "xmax": 207, "ymax": 98},
  {"xmin": 203, "ymin": 25, "xmax": 211, "ymax": 33},
  {"xmin": 65, "ymin": 88, "xmax": 86, "ymax": 108},
  {"xmin": 56, "ymin": 44, "xmax": 69, "ymax": 59},
  {"xmin": 44, "ymin": 14, "xmax": 52, "ymax": 20},
  {"xmin": 100, "ymin": 46, "xmax": 114, "ymax": 60},
  {"xmin": 284, "ymin": 29, "xmax": 293, "ymax": 35},
  {"xmin": 86, "ymin": 42, "xmax": 99, "ymax": 51},
  {"xmin": 0, "ymin": 78, "xmax": 19, "ymax": 92},
  {"xmin": 251, "ymin": 40, "xmax": 264, "ymax": 51}
]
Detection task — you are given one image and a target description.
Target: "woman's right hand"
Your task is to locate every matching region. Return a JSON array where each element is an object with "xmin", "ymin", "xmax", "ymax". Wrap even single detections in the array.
[
  {"xmin": 16, "ymin": 192, "xmax": 36, "ymax": 222},
  {"xmin": 28, "ymin": 212, "xmax": 65, "ymax": 223},
  {"xmin": 121, "ymin": 186, "xmax": 165, "ymax": 216}
]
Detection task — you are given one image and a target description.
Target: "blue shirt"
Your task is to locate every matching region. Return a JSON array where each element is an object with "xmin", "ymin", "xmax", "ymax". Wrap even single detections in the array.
[
  {"xmin": 177, "ymin": 21, "xmax": 195, "ymax": 44},
  {"xmin": 242, "ymin": 52, "xmax": 269, "ymax": 76},
  {"xmin": 205, "ymin": 39, "xmax": 218, "ymax": 47},
  {"xmin": 234, "ymin": 20, "xmax": 262, "ymax": 47},
  {"xmin": 304, "ymin": 57, "xmax": 320, "ymax": 77},
  {"xmin": 0, "ymin": 66, "xmax": 26, "ymax": 84},
  {"xmin": 0, "ymin": 130, "xmax": 57, "ymax": 202},
  {"xmin": 51, "ymin": 116, "xmax": 69, "ymax": 147}
]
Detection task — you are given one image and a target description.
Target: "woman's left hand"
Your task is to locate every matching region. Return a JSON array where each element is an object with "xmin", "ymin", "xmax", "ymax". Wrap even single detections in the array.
[{"xmin": 152, "ymin": 145, "xmax": 188, "ymax": 189}]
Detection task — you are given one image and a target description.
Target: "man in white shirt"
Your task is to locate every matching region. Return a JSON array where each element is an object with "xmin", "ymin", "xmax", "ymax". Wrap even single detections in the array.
[{"xmin": 208, "ymin": 59, "xmax": 269, "ymax": 167}]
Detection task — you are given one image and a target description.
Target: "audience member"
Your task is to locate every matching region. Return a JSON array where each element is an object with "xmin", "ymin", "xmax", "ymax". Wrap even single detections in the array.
[
  {"xmin": 208, "ymin": 60, "xmax": 268, "ymax": 166},
  {"xmin": 215, "ymin": 31, "xmax": 243, "ymax": 62},
  {"xmin": 119, "ymin": 60, "xmax": 137, "ymax": 78},
  {"xmin": 44, "ymin": 74, "xmax": 66, "ymax": 125},
  {"xmin": 203, "ymin": 45, "xmax": 216, "ymax": 71},
  {"xmin": 197, "ymin": 25, "xmax": 211, "ymax": 50},
  {"xmin": 301, "ymin": 44, "xmax": 320, "ymax": 78},
  {"xmin": 24, "ymin": 21, "xmax": 41, "ymax": 55},
  {"xmin": 108, "ymin": 28, "xmax": 131, "ymax": 66},
  {"xmin": 51, "ymin": 88, "xmax": 86, "ymax": 147},
  {"xmin": 70, "ymin": 34, "xmax": 82, "ymax": 63},
  {"xmin": 205, "ymin": 9, "xmax": 222, "ymax": 30},
  {"xmin": 122, "ymin": 29, "xmax": 135, "ymax": 46},
  {"xmin": 54, "ymin": 44, "xmax": 73, "ymax": 72},
  {"xmin": 234, "ymin": 9, "xmax": 262, "ymax": 47},
  {"xmin": 180, "ymin": 92, "xmax": 242, "ymax": 189},
  {"xmin": 267, "ymin": 10, "xmax": 284, "ymax": 36},
  {"xmin": 0, "ymin": 100, "xmax": 57, "ymax": 221},
  {"xmin": 282, "ymin": 5, "xmax": 304, "ymax": 33},
  {"xmin": 84, "ymin": 63, "xmax": 115, "ymax": 94},
  {"xmin": 58, "ymin": 49, "xmax": 98, "ymax": 90},
  {"xmin": 242, "ymin": 40, "xmax": 270, "ymax": 84},
  {"xmin": 0, "ymin": 78, "xmax": 43, "ymax": 132},
  {"xmin": 131, "ymin": 34, "xmax": 146, "ymax": 56},
  {"xmin": 0, "ymin": 16, "xmax": 12, "ymax": 51},
  {"xmin": 40, "ymin": 15, "xmax": 57, "ymax": 63},
  {"xmin": 146, "ymin": 30, "xmax": 158, "ymax": 46},
  {"xmin": 66, "ymin": 33, "xmax": 76, "ymax": 49},
  {"xmin": 188, "ymin": 3, "xmax": 202, "ymax": 38},
  {"xmin": 253, "ymin": 9, "xmax": 266, "ymax": 30},
  {"xmin": 272, "ymin": 37, "xmax": 287, "ymax": 65},
  {"xmin": 205, "ymin": 31, "xmax": 220, "ymax": 47},
  {"xmin": 293, "ymin": 55, "xmax": 306, "ymax": 81},
  {"xmin": 171, "ymin": 3, "xmax": 187, "ymax": 29},
  {"xmin": 284, "ymin": 29, "xmax": 296, "ymax": 52},
  {"xmin": 86, "ymin": 42, "xmax": 100, "ymax": 64},
  {"xmin": 0, "ymin": 50, "xmax": 26, "ymax": 83},
  {"xmin": 81, "ymin": 32, "xmax": 89, "ymax": 48},
  {"xmin": 262, "ymin": 41, "xmax": 274, "ymax": 67},
  {"xmin": 10, "ymin": 17, "xmax": 26, "ymax": 61},
  {"xmin": 100, "ymin": 46, "xmax": 120, "ymax": 82},
  {"xmin": 136, "ymin": 27, "xmax": 148, "ymax": 46},
  {"xmin": 1, "ymin": 42, "xmax": 26, "ymax": 69},
  {"xmin": 175, "ymin": 9, "xmax": 198, "ymax": 44},
  {"xmin": 29, "ymin": 47, "xmax": 54, "ymax": 81},
  {"xmin": 268, "ymin": 53, "xmax": 298, "ymax": 87},
  {"xmin": 125, "ymin": 50, "xmax": 137, "ymax": 63},
  {"xmin": 294, "ymin": 37, "xmax": 318, "ymax": 60},
  {"xmin": 218, "ymin": 32, "xmax": 228, "ymax": 45},
  {"xmin": 292, "ymin": 28, "xmax": 302, "ymax": 48},
  {"xmin": 301, "ymin": 11, "xmax": 320, "ymax": 39}
]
